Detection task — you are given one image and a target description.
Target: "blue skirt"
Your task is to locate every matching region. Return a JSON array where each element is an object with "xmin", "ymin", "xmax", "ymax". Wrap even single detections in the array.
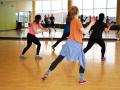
[{"xmin": 60, "ymin": 39, "xmax": 86, "ymax": 69}]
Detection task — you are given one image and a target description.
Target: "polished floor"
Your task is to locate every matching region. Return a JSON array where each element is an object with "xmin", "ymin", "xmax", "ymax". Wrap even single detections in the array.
[{"xmin": 0, "ymin": 39, "xmax": 120, "ymax": 90}]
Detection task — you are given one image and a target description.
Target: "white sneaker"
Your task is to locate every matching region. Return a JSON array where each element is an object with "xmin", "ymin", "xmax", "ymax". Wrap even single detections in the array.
[{"xmin": 19, "ymin": 55, "xmax": 26, "ymax": 60}]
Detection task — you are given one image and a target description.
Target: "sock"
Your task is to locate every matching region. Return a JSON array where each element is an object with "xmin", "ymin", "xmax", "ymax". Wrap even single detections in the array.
[
  {"xmin": 79, "ymin": 73, "xmax": 84, "ymax": 81},
  {"xmin": 45, "ymin": 69, "xmax": 51, "ymax": 75},
  {"xmin": 20, "ymin": 54, "xmax": 24, "ymax": 56}
]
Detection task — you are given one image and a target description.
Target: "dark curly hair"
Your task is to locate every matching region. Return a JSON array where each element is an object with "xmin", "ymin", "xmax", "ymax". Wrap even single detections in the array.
[{"xmin": 34, "ymin": 15, "xmax": 41, "ymax": 24}]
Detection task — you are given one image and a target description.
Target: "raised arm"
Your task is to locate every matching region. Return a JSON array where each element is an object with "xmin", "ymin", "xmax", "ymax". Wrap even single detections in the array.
[
  {"xmin": 104, "ymin": 23, "xmax": 113, "ymax": 33},
  {"xmin": 81, "ymin": 17, "xmax": 96, "ymax": 34},
  {"xmin": 31, "ymin": 23, "xmax": 48, "ymax": 34},
  {"xmin": 39, "ymin": 24, "xmax": 48, "ymax": 32}
]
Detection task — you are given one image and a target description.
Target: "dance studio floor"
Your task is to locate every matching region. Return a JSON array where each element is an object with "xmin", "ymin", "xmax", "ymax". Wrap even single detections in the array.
[
  {"xmin": 0, "ymin": 28, "xmax": 120, "ymax": 90},
  {"xmin": 0, "ymin": 39, "xmax": 120, "ymax": 90}
]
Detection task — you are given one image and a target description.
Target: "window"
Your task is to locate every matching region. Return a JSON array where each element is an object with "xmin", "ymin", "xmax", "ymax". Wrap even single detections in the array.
[
  {"xmin": 83, "ymin": 10, "xmax": 93, "ymax": 16},
  {"xmin": 83, "ymin": 0, "xmax": 93, "ymax": 9},
  {"xmin": 73, "ymin": 0, "xmax": 82, "ymax": 9},
  {"xmin": 73, "ymin": 0, "xmax": 117, "ymax": 18},
  {"xmin": 62, "ymin": 0, "xmax": 68, "ymax": 10},
  {"xmin": 35, "ymin": 0, "xmax": 117, "ymax": 24},
  {"xmin": 107, "ymin": 9, "xmax": 116, "ymax": 17},
  {"xmin": 35, "ymin": 1, "xmax": 42, "ymax": 13},
  {"xmin": 52, "ymin": 0, "xmax": 62, "ymax": 11},
  {"xmin": 42, "ymin": 1, "xmax": 51, "ymax": 12},
  {"xmin": 94, "ymin": 0, "xmax": 106, "ymax": 8},
  {"xmin": 94, "ymin": 9, "xmax": 106, "ymax": 16},
  {"xmin": 107, "ymin": 0, "xmax": 117, "ymax": 8}
]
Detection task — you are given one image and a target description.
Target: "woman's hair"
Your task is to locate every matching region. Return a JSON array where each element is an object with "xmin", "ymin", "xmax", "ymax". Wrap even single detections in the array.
[
  {"xmin": 34, "ymin": 15, "xmax": 41, "ymax": 23},
  {"xmin": 98, "ymin": 13, "xmax": 105, "ymax": 22},
  {"xmin": 68, "ymin": 6, "xmax": 79, "ymax": 23},
  {"xmin": 66, "ymin": 12, "xmax": 71, "ymax": 25}
]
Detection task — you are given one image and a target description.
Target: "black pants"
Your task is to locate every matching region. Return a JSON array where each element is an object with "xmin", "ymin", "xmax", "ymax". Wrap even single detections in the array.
[
  {"xmin": 52, "ymin": 32, "xmax": 70, "ymax": 48},
  {"xmin": 84, "ymin": 37, "xmax": 105, "ymax": 58},
  {"xmin": 50, "ymin": 21, "xmax": 55, "ymax": 28},
  {"xmin": 22, "ymin": 33, "xmax": 41, "ymax": 55},
  {"xmin": 49, "ymin": 55, "xmax": 85, "ymax": 73}
]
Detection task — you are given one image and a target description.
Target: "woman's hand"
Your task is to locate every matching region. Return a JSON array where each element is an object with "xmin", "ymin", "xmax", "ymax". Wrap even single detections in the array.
[
  {"xmin": 45, "ymin": 28, "xmax": 49, "ymax": 31},
  {"xmin": 90, "ymin": 16, "xmax": 96, "ymax": 25}
]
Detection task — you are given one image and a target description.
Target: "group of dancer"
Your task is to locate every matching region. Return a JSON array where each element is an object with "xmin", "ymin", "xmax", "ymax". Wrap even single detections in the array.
[
  {"xmin": 43, "ymin": 14, "xmax": 55, "ymax": 29},
  {"xmin": 19, "ymin": 6, "xmax": 112, "ymax": 84}
]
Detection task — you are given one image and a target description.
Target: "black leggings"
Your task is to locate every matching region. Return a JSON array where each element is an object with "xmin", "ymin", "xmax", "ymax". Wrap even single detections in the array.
[
  {"xmin": 49, "ymin": 55, "xmax": 85, "ymax": 73},
  {"xmin": 52, "ymin": 32, "xmax": 70, "ymax": 48},
  {"xmin": 22, "ymin": 33, "xmax": 41, "ymax": 55},
  {"xmin": 84, "ymin": 37, "xmax": 105, "ymax": 58}
]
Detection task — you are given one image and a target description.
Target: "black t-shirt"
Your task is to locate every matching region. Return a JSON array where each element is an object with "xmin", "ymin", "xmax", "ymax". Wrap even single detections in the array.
[
  {"xmin": 50, "ymin": 16, "xmax": 55, "ymax": 22},
  {"xmin": 90, "ymin": 21, "xmax": 108, "ymax": 39}
]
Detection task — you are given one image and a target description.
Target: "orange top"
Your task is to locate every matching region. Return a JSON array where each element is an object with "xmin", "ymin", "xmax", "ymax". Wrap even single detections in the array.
[{"xmin": 69, "ymin": 18, "xmax": 84, "ymax": 44}]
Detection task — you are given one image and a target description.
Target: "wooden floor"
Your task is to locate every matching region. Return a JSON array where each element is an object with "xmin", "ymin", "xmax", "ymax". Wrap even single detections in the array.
[{"xmin": 0, "ymin": 40, "xmax": 120, "ymax": 90}]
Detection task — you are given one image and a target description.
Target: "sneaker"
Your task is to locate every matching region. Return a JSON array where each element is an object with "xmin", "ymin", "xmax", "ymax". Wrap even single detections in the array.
[
  {"xmin": 101, "ymin": 57, "xmax": 106, "ymax": 61},
  {"xmin": 19, "ymin": 55, "xmax": 26, "ymax": 60},
  {"xmin": 79, "ymin": 80, "xmax": 87, "ymax": 84},
  {"xmin": 35, "ymin": 55, "xmax": 43, "ymax": 60},
  {"xmin": 41, "ymin": 74, "xmax": 48, "ymax": 80}
]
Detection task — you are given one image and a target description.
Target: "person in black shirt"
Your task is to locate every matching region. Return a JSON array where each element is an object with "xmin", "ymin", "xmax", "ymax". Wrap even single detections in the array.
[
  {"xmin": 50, "ymin": 14, "xmax": 55, "ymax": 27},
  {"xmin": 50, "ymin": 14, "xmax": 56, "ymax": 32},
  {"xmin": 83, "ymin": 13, "xmax": 111, "ymax": 61},
  {"xmin": 44, "ymin": 15, "xmax": 49, "ymax": 28}
]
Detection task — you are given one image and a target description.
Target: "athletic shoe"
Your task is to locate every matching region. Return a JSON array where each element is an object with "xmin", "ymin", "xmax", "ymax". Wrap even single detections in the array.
[
  {"xmin": 79, "ymin": 80, "xmax": 87, "ymax": 84},
  {"xmin": 19, "ymin": 55, "xmax": 26, "ymax": 60},
  {"xmin": 101, "ymin": 57, "xmax": 106, "ymax": 61},
  {"xmin": 41, "ymin": 74, "xmax": 48, "ymax": 80}
]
